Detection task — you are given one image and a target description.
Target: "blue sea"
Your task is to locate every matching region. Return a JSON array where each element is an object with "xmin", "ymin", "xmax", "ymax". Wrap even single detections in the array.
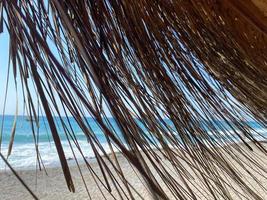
[{"xmin": 0, "ymin": 115, "xmax": 266, "ymax": 170}]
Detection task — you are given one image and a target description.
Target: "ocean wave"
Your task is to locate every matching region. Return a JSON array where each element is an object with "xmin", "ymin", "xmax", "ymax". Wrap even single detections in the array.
[
  {"xmin": 1, "ymin": 123, "xmax": 266, "ymax": 170},
  {"xmin": 0, "ymin": 130, "xmax": 107, "ymax": 144},
  {"xmin": 0, "ymin": 140, "xmax": 117, "ymax": 170}
]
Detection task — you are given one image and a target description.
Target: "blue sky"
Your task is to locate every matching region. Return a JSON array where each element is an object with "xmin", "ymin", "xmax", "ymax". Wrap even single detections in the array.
[
  {"xmin": 0, "ymin": 29, "xmax": 15, "ymax": 115},
  {"xmin": 0, "ymin": 16, "xmax": 251, "ymax": 120},
  {"xmin": 0, "ymin": 27, "xmax": 111, "ymax": 117},
  {"xmin": 0, "ymin": 28, "xmax": 59, "ymax": 116}
]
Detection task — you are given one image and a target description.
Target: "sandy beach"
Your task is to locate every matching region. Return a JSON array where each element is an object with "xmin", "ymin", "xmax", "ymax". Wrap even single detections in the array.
[
  {"xmin": 0, "ymin": 0, "xmax": 266, "ymax": 199},
  {"xmin": 1, "ymin": 142, "xmax": 267, "ymax": 200}
]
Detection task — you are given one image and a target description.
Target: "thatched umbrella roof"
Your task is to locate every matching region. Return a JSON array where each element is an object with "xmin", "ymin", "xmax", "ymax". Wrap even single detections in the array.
[{"xmin": 0, "ymin": 0, "xmax": 267, "ymax": 199}]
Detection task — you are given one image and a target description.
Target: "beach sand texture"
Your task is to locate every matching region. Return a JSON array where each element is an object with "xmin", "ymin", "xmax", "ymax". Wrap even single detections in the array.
[{"xmin": 1, "ymin": 142, "xmax": 267, "ymax": 200}]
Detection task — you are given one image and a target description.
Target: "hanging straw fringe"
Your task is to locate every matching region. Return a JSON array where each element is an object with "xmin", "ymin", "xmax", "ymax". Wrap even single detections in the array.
[{"xmin": 1, "ymin": 0, "xmax": 267, "ymax": 199}]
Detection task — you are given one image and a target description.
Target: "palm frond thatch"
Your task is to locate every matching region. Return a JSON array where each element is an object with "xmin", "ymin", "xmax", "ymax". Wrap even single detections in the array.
[{"xmin": 1, "ymin": 0, "xmax": 267, "ymax": 199}]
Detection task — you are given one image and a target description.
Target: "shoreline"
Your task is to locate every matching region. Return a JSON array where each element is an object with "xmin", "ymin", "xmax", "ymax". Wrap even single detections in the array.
[
  {"xmin": 2, "ymin": 135, "xmax": 266, "ymax": 171},
  {"xmin": 1, "ymin": 141, "xmax": 267, "ymax": 199}
]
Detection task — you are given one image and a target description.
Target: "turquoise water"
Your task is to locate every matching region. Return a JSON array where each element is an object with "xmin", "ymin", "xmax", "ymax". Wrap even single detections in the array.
[
  {"xmin": 0, "ymin": 115, "xmax": 123, "ymax": 169},
  {"xmin": 0, "ymin": 115, "xmax": 266, "ymax": 170}
]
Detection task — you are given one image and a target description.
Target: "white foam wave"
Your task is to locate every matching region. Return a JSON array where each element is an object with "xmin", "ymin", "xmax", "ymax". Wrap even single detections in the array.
[
  {"xmin": 0, "ymin": 140, "xmax": 117, "ymax": 170},
  {"xmin": 1, "ymin": 128, "xmax": 266, "ymax": 170}
]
